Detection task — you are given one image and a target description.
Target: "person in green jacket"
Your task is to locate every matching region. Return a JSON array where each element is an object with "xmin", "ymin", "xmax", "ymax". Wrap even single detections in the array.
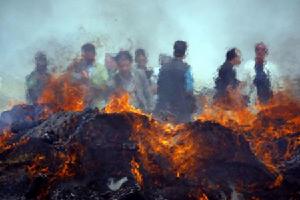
[{"xmin": 67, "ymin": 43, "xmax": 108, "ymax": 108}]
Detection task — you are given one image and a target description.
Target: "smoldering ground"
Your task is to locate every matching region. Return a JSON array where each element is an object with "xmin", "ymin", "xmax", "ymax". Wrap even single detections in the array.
[{"xmin": 0, "ymin": 0, "xmax": 300, "ymax": 110}]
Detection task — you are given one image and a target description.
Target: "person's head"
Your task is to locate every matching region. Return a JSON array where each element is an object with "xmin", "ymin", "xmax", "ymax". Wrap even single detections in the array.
[
  {"xmin": 105, "ymin": 53, "xmax": 117, "ymax": 70},
  {"xmin": 35, "ymin": 51, "xmax": 48, "ymax": 72},
  {"xmin": 81, "ymin": 43, "xmax": 96, "ymax": 65},
  {"xmin": 226, "ymin": 48, "xmax": 241, "ymax": 66},
  {"xmin": 135, "ymin": 48, "xmax": 148, "ymax": 68},
  {"xmin": 255, "ymin": 42, "xmax": 268, "ymax": 61},
  {"xmin": 115, "ymin": 50, "xmax": 133, "ymax": 75},
  {"xmin": 173, "ymin": 40, "xmax": 187, "ymax": 58}
]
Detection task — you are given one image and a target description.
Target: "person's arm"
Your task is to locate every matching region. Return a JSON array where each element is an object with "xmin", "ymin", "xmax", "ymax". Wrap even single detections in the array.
[{"xmin": 185, "ymin": 66, "xmax": 194, "ymax": 93}]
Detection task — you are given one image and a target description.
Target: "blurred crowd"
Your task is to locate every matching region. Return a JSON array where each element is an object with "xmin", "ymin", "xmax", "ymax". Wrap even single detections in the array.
[{"xmin": 25, "ymin": 40, "xmax": 285, "ymax": 123}]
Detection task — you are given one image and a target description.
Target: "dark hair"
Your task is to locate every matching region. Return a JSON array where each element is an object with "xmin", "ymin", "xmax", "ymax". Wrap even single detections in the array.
[
  {"xmin": 226, "ymin": 48, "xmax": 239, "ymax": 61},
  {"xmin": 135, "ymin": 48, "xmax": 146, "ymax": 60},
  {"xmin": 81, "ymin": 43, "xmax": 96, "ymax": 53},
  {"xmin": 35, "ymin": 51, "xmax": 47, "ymax": 61},
  {"xmin": 173, "ymin": 40, "xmax": 187, "ymax": 57},
  {"xmin": 115, "ymin": 50, "xmax": 133, "ymax": 63}
]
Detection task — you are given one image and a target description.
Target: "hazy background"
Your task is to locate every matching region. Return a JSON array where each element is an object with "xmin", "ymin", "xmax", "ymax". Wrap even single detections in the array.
[{"xmin": 1, "ymin": 0, "xmax": 300, "ymax": 110}]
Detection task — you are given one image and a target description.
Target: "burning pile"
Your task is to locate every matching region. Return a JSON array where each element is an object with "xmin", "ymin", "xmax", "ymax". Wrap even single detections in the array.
[{"xmin": 0, "ymin": 76, "xmax": 300, "ymax": 199}]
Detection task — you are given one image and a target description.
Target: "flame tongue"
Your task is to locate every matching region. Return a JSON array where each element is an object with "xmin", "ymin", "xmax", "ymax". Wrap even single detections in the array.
[
  {"xmin": 38, "ymin": 72, "xmax": 88, "ymax": 113},
  {"xmin": 131, "ymin": 157, "xmax": 143, "ymax": 187}
]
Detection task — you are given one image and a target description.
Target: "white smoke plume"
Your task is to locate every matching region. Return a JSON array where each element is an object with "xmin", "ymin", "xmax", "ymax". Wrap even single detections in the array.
[{"xmin": 0, "ymin": 0, "xmax": 300, "ymax": 110}]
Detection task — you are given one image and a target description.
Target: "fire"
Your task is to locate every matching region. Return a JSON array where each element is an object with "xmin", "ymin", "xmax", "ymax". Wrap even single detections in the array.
[
  {"xmin": 26, "ymin": 154, "xmax": 49, "ymax": 178},
  {"xmin": 131, "ymin": 119, "xmax": 199, "ymax": 178},
  {"xmin": 25, "ymin": 144, "xmax": 83, "ymax": 199},
  {"xmin": 53, "ymin": 143, "xmax": 83, "ymax": 179},
  {"xmin": 0, "ymin": 130, "xmax": 13, "ymax": 153},
  {"xmin": 38, "ymin": 72, "xmax": 87, "ymax": 113},
  {"xmin": 198, "ymin": 193, "xmax": 209, "ymax": 200},
  {"xmin": 104, "ymin": 93, "xmax": 145, "ymax": 115},
  {"xmin": 104, "ymin": 94, "xmax": 200, "ymax": 178},
  {"xmin": 252, "ymin": 92, "xmax": 300, "ymax": 139},
  {"xmin": 271, "ymin": 174, "xmax": 284, "ymax": 188},
  {"xmin": 197, "ymin": 89, "xmax": 300, "ymax": 187},
  {"xmin": 197, "ymin": 87, "xmax": 256, "ymax": 133},
  {"xmin": 0, "ymin": 130, "xmax": 29, "ymax": 154},
  {"xmin": 131, "ymin": 157, "xmax": 143, "ymax": 186},
  {"xmin": 26, "ymin": 151, "xmax": 79, "ymax": 180},
  {"xmin": 55, "ymin": 150, "xmax": 79, "ymax": 178}
]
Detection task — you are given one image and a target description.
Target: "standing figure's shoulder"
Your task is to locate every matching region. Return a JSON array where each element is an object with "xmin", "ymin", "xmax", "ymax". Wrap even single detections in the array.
[
  {"xmin": 134, "ymin": 68, "xmax": 147, "ymax": 79},
  {"xmin": 183, "ymin": 62, "xmax": 191, "ymax": 70},
  {"xmin": 26, "ymin": 70, "xmax": 36, "ymax": 80},
  {"xmin": 67, "ymin": 58, "xmax": 83, "ymax": 72},
  {"xmin": 265, "ymin": 61, "xmax": 279, "ymax": 76}
]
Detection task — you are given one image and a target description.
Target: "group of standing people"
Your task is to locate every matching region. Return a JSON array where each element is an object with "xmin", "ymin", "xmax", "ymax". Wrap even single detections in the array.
[
  {"xmin": 25, "ymin": 40, "xmax": 277, "ymax": 123},
  {"xmin": 214, "ymin": 42, "xmax": 275, "ymax": 107}
]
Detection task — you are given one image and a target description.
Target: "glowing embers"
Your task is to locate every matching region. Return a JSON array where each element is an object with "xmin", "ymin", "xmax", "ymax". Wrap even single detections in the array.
[
  {"xmin": 131, "ymin": 157, "xmax": 143, "ymax": 187},
  {"xmin": 26, "ymin": 154, "xmax": 49, "ymax": 178},
  {"xmin": 198, "ymin": 193, "xmax": 209, "ymax": 200},
  {"xmin": 25, "ymin": 143, "xmax": 83, "ymax": 199},
  {"xmin": 197, "ymin": 90, "xmax": 300, "ymax": 188},
  {"xmin": 0, "ymin": 130, "xmax": 29, "ymax": 154},
  {"xmin": 131, "ymin": 119, "xmax": 199, "ymax": 178}
]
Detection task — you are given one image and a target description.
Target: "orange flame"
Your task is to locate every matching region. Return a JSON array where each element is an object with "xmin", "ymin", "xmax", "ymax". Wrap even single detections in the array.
[
  {"xmin": 131, "ymin": 157, "xmax": 143, "ymax": 186},
  {"xmin": 26, "ymin": 144, "xmax": 83, "ymax": 199},
  {"xmin": 198, "ymin": 193, "xmax": 209, "ymax": 200},
  {"xmin": 38, "ymin": 72, "xmax": 87, "ymax": 113},
  {"xmin": 0, "ymin": 130, "xmax": 29, "ymax": 154},
  {"xmin": 104, "ymin": 94, "xmax": 200, "ymax": 177},
  {"xmin": 197, "ymin": 89, "xmax": 300, "ymax": 187},
  {"xmin": 131, "ymin": 119, "xmax": 199, "ymax": 177},
  {"xmin": 55, "ymin": 150, "xmax": 80, "ymax": 178},
  {"xmin": 104, "ymin": 93, "xmax": 144, "ymax": 115},
  {"xmin": 197, "ymin": 88, "xmax": 256, "ymax": 133},
  {"xmin": 26, "ymin": 154, "xmax": 49, "ymax": 178}
]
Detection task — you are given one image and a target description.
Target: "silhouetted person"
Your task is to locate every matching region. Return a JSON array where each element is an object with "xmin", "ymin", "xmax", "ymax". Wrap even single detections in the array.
[
  {"xmin": 214, "ymin": 48, "xmax": 242, "ymax": 101},
  {"xmin": 26, "ymin": 51, "xmax": 51, "ymax": 104},
  {"xmin": 155, "ymin": 40, "xmax": 195, "ymax": 123},
  {"xmin": 253, "ymin": 42, "xmax": 273, "ymax": 104}
]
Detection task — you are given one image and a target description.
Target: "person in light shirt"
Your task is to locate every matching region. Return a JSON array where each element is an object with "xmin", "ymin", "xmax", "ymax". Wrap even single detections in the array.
[{"xmin": 237, "ymin": 42, "xmax": 281, "ymax": 105}]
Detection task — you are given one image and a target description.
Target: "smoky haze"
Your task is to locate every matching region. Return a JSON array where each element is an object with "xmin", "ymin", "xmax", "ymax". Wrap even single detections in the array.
[{"xmin": 0, "ymin": 0, "xmax": 300, "ymax": 110}]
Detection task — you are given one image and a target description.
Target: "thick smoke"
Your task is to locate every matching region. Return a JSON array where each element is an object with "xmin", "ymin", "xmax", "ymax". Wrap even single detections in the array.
[{"xmin": 0, "ymin": 0, "xmax": 300, "ymax": 110}]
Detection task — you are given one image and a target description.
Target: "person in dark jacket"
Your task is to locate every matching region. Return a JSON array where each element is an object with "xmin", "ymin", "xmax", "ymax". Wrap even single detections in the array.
[
  {"xmin": 214, "ymin": 48, "xmax": 242, "ymax": 101},
  {"xmin": 253, "ymin": 42, "xmax": 273, "ymax": 104},
  {"xmin": 155, "ymin": 40, "xmax": 195, "ymax": 123},
  {"xmin": 26, "ymin": 51, "xmax": 51, "ymax": 104}
]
